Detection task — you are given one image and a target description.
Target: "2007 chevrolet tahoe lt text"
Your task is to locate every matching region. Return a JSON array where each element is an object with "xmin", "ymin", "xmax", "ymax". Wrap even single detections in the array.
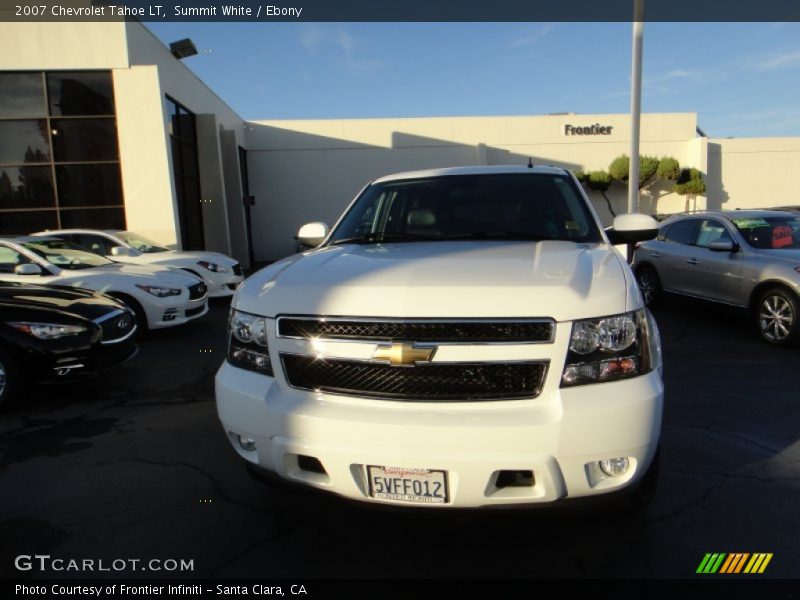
[{"xmin": 215, "ymin": 166, "xmax": 664, "ymax": 509}]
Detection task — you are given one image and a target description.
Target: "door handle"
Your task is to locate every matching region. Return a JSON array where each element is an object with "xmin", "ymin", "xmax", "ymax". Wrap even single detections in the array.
[
  {"xmin": 649, "ymin": 252, "xmax": 661, "ymax": 259},
  {"xmin": 686, "ymin": 258, "xmax": 698, "ymax": 266}
]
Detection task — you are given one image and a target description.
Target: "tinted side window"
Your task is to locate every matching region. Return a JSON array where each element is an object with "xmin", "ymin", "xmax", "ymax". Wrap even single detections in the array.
[
  {"xmin": 0, "ymin": 245, "xmax": 33, "ymax": 273},
  {"xmin": 664, "ymin": 220, "xmax": 697, "ymax": 245},
  {"xmin": 75, "ymin": 234, "xmax": 116, "ymax": 256},
  {"xmin": 695, "ymin": 219, "xmax": 733, "ymax": 248}
]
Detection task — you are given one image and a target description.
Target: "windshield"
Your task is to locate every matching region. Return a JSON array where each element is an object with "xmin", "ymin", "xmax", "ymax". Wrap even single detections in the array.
[
  {"xmin": 328, "ymin": 174, "xmax": 602, "ymax": 245},
  {"xmin": 23, "ymin": 239, "xmax": 114, "ymax": 270},
  {"xmin": 116, "ymin": 231, "xmax": 170, "ymax": 253},
  {"xmin": 731, "ymin": 215, "xmax": 800, "ymax": 250}
]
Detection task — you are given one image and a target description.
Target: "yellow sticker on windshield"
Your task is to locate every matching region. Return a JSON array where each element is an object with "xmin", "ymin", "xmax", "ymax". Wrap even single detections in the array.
[{"xmin": 565, "ymin": 221, "xmax": 580, "ymax": 230}]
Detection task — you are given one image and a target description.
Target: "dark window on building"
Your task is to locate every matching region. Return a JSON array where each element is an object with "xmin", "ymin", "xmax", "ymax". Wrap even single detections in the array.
[
  {"xmin": 55, "ymin": 164, "xmax": 123, "ymax": 208},
  {"xmin": 0, "ymin": 70, "xmax": 124, "ymax": 233},
  {"xmin": 166, "ymin": 96, "xmax": 204, "ymax": 250},
  {"xmin": 51, "ymin": 118, "xmax": 119, "ymax": 162},
  {"xmin": 0, "ymin": 72, "xmax": 47, "ymax": 118},
  {"xmin": 0, "ymin": 166, "xmax": 55, "ymax": 210},
  {"xmin": 47, "ymin": 72, "xmax": 114, "ymax": 116},
  {"xmin": 0, "ymin": 210, "xmax": 58, "ymax": 235},
  {"xmin": 0, "ymin": 120, "xmax": 51, "ymax": 164}
]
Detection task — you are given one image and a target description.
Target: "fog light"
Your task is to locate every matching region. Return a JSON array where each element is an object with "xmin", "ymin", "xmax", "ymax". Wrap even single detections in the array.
[
  {"xmin": 238, "ymin": 435, "xmax": 257, "ymax": 452},
  {"xmin": 599, "ymin": 457, "xmax": 630, "ymax": 477}
]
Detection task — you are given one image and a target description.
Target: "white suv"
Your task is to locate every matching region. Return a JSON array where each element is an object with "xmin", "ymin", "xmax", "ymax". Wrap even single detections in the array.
[{"xmin": 216, "ymin": 166, "xmax": 664, "ymax": 509}]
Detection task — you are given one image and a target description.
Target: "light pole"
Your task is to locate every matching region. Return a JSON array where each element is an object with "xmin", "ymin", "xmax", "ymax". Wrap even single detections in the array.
[{"xmin": 628, "ymin": 0, "xmax": 644, "ymax": 215}]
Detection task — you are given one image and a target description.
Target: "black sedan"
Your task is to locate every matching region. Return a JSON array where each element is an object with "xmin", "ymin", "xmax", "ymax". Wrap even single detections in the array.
[{"xmin": 0, "ymin": 282, "xmax": 138, "ymax": 406}]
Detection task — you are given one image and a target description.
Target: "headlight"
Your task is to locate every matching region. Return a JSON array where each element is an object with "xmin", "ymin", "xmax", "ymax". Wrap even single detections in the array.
[
  {"xmin": 228, "ymin": 310, "xmax": 273, "ymax": 375},
  {"xmin": 135, "ymin": 284, "xmax": 182, "ymax": 297},
  {"xmin": 8, "ymin": 321, "xmax": 87, "ymax": 340},
  {"xmin": 561, "ymin": 309, "xmax": 659, "ymax": 387},
  {"xmin": 197, "ymin": 260, "xmax": 228, "ymax": 273}
]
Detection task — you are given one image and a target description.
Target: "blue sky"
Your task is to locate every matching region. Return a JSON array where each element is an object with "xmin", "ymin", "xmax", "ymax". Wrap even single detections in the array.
[{"xmin": 146, "ymin": 22, "xmax": 800, "ymax": 137}]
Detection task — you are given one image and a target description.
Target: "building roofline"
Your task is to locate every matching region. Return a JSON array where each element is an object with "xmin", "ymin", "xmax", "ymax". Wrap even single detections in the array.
[{"xmin": 130, "ymin": 21, "xmax": 244, "ymax": 122}]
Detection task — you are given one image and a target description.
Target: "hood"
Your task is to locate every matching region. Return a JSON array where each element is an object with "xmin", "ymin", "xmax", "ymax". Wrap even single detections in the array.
[
  {"xmin": 0, "ymin": 283, "xmax": 126, "ymax": 321},
  {"xmin": 152, "ymin": 250, "xmax": 238, "ymax": 266},
  {"xmin": 235, "ymin": 241, "xmax": 631, "ymax": 321},
  {"xmin": 53, "ymin": 262, "xmax": 202, "ymax": 287}
]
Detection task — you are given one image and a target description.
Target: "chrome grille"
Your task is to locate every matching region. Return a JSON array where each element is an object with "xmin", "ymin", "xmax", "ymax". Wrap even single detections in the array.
[
  {"xmin": 97, "ymin": 310, "xmax": 137, "ymax": 344},
  {"xmin": 188, "ymin": 282, "xmax": 207, "ymax": 300},
  {"xmin": 277, "ymin": 317, "xmax": 554, "ymax": 343}
]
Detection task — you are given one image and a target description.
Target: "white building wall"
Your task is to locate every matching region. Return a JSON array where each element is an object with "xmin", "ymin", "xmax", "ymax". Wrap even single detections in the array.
[
  {"xmin": 0, "ymin": 22, "xmax": 129, "ymax": 70},
  {"xmin": 707, "ymin": 138, "xmax": 800, "ymax": 210},
  {"xmin": 124, "ymin": 21, "xmax": 248, "ymax": 258},
  {"xmin": 113, "ymin": 65, "xmax": 178, "ymax": 246}
]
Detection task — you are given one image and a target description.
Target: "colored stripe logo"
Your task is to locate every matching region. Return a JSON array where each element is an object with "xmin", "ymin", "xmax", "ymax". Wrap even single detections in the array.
[{"xmin": 697, "ymin": 553, "xmax": 773, "ymax": 574}]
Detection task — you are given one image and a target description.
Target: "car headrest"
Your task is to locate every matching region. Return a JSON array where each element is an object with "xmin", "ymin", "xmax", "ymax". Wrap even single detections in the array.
[{"xmin": 407, "ymin": 208, "xmax": 437, "ymax": 227}]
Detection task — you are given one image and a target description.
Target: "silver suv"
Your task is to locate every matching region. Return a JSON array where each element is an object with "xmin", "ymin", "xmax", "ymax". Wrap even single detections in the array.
[{"xmin": 633, "ymin": 210, "xmax": 800, "ymax": 346}]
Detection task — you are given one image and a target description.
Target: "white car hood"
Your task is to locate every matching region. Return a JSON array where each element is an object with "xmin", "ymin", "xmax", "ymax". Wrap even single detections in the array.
[
  {"xmin": 53, "ymin": 262, "xmax": 201, "ymax": 286},
  {"xmin": 235, "ymin": 241, "xmax": 631, "ymax": 321},
  {"xmin": 144, "ymin": 250, "xmax": 238, "ymax": 267}
]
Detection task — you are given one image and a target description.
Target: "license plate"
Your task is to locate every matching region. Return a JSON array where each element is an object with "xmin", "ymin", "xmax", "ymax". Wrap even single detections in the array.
[{"xmin": 367, "ymin": 466, "xmax": 448, "ymax": 504}]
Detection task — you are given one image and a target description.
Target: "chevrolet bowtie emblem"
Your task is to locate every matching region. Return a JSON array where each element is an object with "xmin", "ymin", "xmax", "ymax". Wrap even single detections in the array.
[{"xmin": 373, "ymin": 342, "xmax": 436, "ymax": 366}]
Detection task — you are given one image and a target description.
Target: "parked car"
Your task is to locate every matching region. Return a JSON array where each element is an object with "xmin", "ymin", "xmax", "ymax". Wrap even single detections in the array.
[
  {"xmin": 216, "ymin": 165, "xmax": 663, "ymax": 510},
  {"xmin": 32, "ymin": 229, "xmax": 244, "ymax": 298},
  {"xmin": 0, "ymin": 237, "xmax": 208, "ymax": 330},
  {"xmin": 633, "ymin": 210, "xmax": 800, "ymax": 346},
  {"xmin": 765, "ymin": 206, "xmax": 800, "ymax": 213},
  {"xmin": 0, "ymin": 282, "xmax": 137, "ymax": 406}
]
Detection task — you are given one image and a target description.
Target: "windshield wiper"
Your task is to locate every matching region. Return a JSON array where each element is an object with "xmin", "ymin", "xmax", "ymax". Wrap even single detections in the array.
[
  {"xmin": 330, "ymin": 232, "xmax": 439, "ymax": 245},
  {"xmin": 442, "ymin": 231, "xmax": 553, "ymax": 241}
]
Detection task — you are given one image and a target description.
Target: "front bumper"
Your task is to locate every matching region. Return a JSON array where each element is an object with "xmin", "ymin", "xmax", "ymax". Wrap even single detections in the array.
[
  {"xmin": 144, "ymin": 296, "xmax": 209, "ymax": 329},
  {"xmin": 203, "ymin": 272, "xmax": 245, "ymax": 298},
  {"xmin": 216, "ymin": 362, "xmax": 663, "ymax": 508},
  {"xmin": 21, "ymin": 338, "xmax": 138, "ymax": 383}
]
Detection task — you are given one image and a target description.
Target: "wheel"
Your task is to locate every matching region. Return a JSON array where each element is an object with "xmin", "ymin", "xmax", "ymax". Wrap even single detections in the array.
[
  {"xmin": 0, "ymin": 346, "xmax": 25, "ymax": 409},
  {"xmin": 755, "ymin": 287, "xmax": 800, "ymax": 346},
  {"xmin": 636, "ymin": 266, "xmax": 663, "ymax": 307}
]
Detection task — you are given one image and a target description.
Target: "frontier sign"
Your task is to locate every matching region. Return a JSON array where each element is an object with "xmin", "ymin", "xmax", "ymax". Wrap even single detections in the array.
[{"xmin": 564, "ymin": 124, "xmax": 613, "ymax": 136}]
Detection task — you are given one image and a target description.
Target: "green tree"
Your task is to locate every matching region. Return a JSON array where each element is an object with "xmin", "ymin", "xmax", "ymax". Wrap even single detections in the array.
[
  {"xmin": 656, "ymin": 157, "xmax": 681, "ymax": 182},
  {"xmin": 673, "ymin": 168, "xmax": 707, "ymax": 212},
  {"xmin": 673, "ymin": 168, "xmax": 706, "ymax": 195},
  {"xmin": 574, "ymin": 169, "xmax": 618, "ymax": 216},
  {"xmin": 609, "ymin": 154, "xmax": 674, "ymax": 190}
]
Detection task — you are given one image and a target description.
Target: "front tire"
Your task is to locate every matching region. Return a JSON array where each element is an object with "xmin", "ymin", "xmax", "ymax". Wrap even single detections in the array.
[
  {"xmin": 755, "ymin": 287, "xmax": 800, "ymax": 346},
  {"xmin": 636, "ymin": 266, "xmax": 663, "ymax": 308}
]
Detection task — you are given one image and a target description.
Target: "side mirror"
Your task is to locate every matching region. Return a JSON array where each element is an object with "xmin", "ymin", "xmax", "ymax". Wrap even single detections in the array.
[
  {"xmin": 607, "ymin": 213, "xmax": 659, "ymax": 245},
  {"xmin": 296, "ymin": 222, "xmax": 330, "ymax": 248},
  {"xmin": 110, "ymin": 246, "xmax": 138, "ymax": 257},
  {"xmin": 708, "ymin": 239, "xmax": 736, "ymax": 252},
  {"xmin": 14, "ymin": 263, "xmax": 42, "ymax": 276}
]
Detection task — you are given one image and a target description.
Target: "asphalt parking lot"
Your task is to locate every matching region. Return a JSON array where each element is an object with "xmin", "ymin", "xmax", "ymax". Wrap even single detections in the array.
[{"xmin": 1, "ymin": 297, "xmax": 798, "ymax": 579}]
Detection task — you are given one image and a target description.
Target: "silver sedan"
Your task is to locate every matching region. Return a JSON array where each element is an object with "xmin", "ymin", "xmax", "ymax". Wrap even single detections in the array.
[{"xmin": 633, "ymin": 210, "xmax": 800, "ymax": 346}]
